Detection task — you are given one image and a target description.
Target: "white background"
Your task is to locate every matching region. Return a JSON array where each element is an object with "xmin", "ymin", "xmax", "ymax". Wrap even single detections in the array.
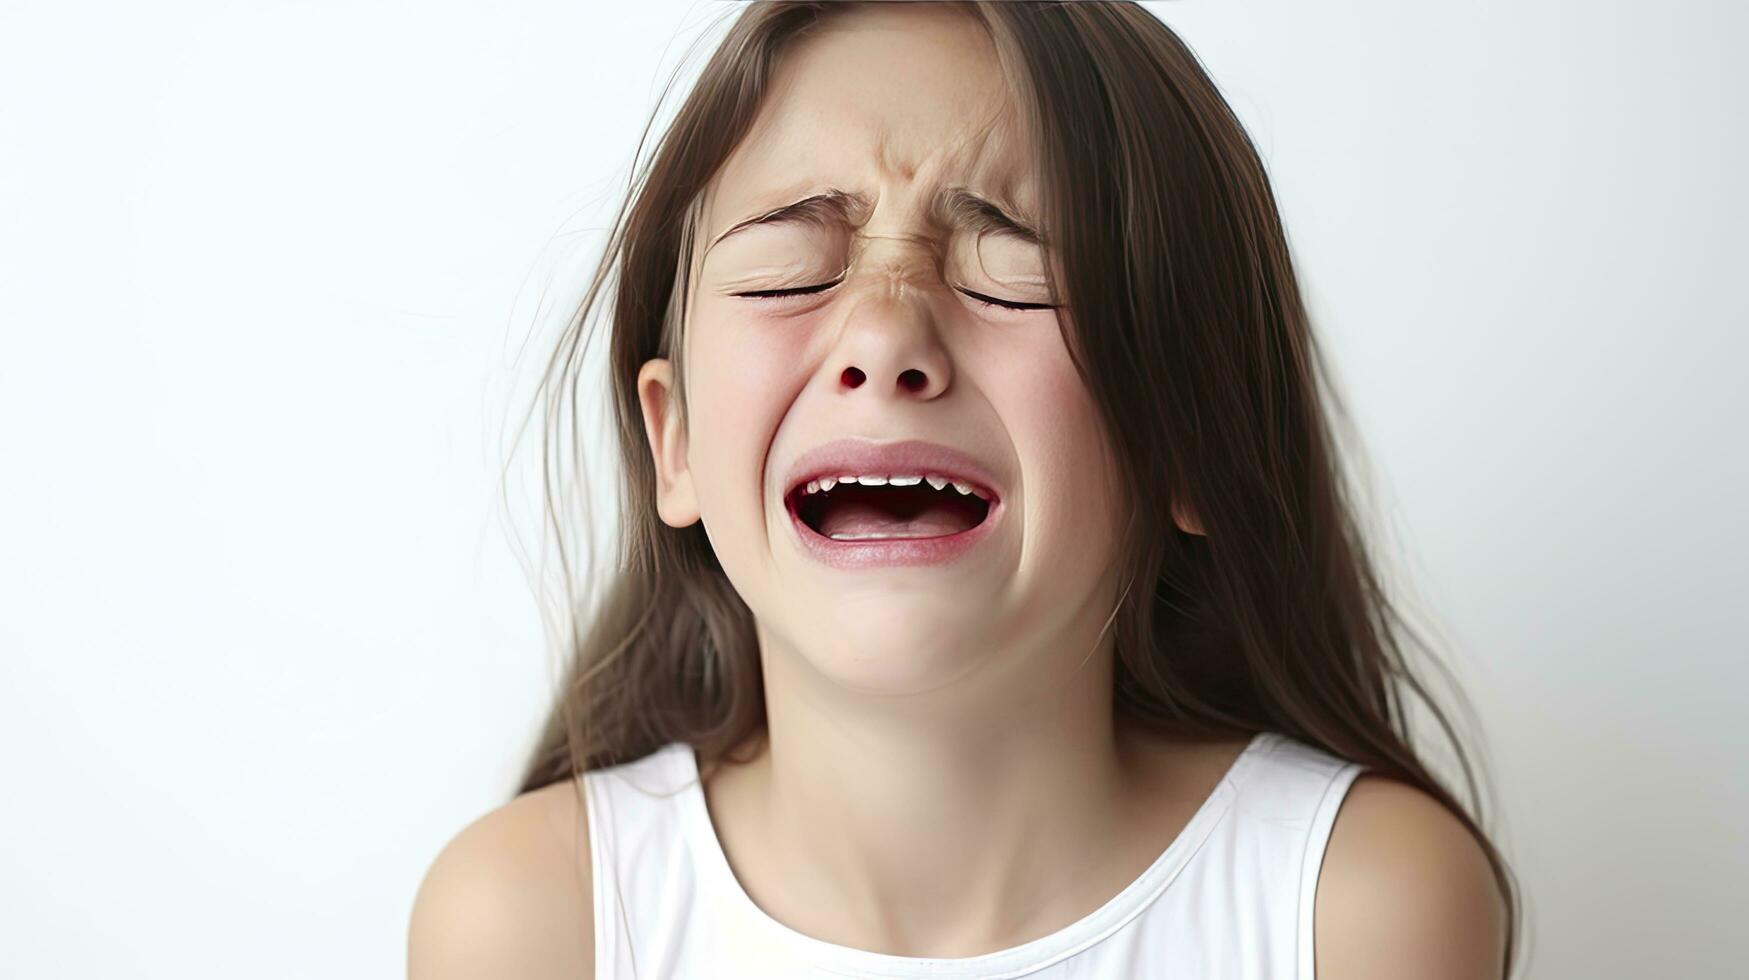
[{"xmin": 2, "ymin": 1, "xmax": 1743, "ymax": 977}]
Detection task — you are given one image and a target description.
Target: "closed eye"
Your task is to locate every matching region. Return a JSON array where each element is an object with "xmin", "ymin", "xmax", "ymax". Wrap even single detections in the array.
[
  {"xmin": 954, "ymin": 287, "xmax": 1056, "ymax": 312},
  {"xmin": 732, "ymin": 279, "xmax": 1056, "ymax": 312},
  {"xmin": 733, "ymin": 279, "xmax": 844, "ymax": 301}
]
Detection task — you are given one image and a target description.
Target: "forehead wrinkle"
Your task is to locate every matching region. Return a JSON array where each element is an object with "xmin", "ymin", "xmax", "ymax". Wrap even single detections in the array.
[
  {"xmin": 704, "ymin": 83, "xmax": 1035, "ymax": 254},
  {"xmin": 874, "ymin": 125, "xmax": 917, "ymax": 182},
  {"xmin": 704, "ymin": 178, "xmax": 1042, "ymax": 261}
]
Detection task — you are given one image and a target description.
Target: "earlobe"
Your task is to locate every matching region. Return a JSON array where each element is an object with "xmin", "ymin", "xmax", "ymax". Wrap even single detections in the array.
[
  {"xmin": 1172, "ymin": 498, "xmax": 1206, "ymax": 536},
  {"xmin": 636, "ymin": 358, "xmax": 701, "ymax": 528}
]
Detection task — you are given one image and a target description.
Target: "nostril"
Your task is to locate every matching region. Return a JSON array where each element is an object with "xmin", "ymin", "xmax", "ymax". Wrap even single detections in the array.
[
  {"xmin": 898, "ymin": 368, "xmax": 926, "ymax": 392},
  {"xmin": 841, "ymin": 366, "xmax": 865, "ymax": 387}
]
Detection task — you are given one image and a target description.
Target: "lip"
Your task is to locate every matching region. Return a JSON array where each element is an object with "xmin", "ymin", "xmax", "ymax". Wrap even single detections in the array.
[
  {"xmin": 781, "ymin": 437, "xmax": 1006, "ymax": 501},
  {"xmin": 780, "ymin": 437, "xmax": 1007, "ymax": 570}
]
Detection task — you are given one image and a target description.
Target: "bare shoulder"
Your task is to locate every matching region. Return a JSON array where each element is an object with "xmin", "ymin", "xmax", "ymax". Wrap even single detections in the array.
[
  {"xmin": 407, "ymin": 778, "xmax": 594, "ymax": 980},
  {"xmin": 1314, "ymin": 773, "xmax": 1508, "ymax": 980}
]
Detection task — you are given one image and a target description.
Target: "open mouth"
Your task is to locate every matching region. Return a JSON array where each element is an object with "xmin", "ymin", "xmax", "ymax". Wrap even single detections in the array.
[{"xmin": 786, "ymin": 475, "xmax": 996, "ymax": 541}]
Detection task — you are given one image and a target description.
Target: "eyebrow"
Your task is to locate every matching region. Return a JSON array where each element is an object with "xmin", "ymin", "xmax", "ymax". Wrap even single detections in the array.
[{"xmin": 706, "ymin": 185, "xmax": 1043, "ymax": 251}]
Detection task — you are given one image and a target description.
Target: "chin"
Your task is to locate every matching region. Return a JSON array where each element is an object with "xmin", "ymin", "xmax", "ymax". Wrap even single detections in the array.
[{"xmin": 792, "ymin": 605, "xmax": 995, "ymax": 692}]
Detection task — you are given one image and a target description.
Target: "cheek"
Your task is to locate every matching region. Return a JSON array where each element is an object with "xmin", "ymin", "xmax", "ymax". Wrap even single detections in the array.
[
  {"xmin": 681, "ymin": 306, "xmax": 810, "ymax": 558},
  {"xmin": 984, "ymin": 323, "xmax": 1125, "ymax": 568}
]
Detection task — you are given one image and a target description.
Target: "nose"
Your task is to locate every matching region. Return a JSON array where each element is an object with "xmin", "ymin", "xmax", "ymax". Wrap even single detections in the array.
[
  {"xmin": 839, "ymin": 363, "xmax": 938, "ymax": 396},
  {"xmin": 830, "ymin": 285, "xmax": 952, "ymax": 402}
]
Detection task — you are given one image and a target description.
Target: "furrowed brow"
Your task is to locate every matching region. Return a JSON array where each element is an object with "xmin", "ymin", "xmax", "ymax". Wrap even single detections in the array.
[
  {"xmin": 705, "ymin": 184, "xmax": 1043, "ymax": 251},
  {"xmin": 933, "ymin": 186, "xmax": 1043, "ymax": 247},
  {"xmin": 708, "ymin": 188, "xmax": 873, "ymax": 251}
]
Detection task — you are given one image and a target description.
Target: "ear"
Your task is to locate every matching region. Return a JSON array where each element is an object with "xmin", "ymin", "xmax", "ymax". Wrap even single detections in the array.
[
  {"xmin": 1171, "ymin": 497, "xmax": 1206, "ymax": 536},
  {"xmin": 636, "ymin": 357, "xmax": 700, "ymax": 528}
]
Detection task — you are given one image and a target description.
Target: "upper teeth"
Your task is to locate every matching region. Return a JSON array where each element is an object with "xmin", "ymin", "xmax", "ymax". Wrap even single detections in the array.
[{"xmin": 803, "ymin": 474, "xmax": 989, "ymax": 500}]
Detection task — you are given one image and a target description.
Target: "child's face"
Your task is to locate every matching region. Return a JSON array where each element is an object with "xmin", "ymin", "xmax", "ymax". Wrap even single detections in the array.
[{"xmin": 639, "ymin": 5, "xmax": 1139, "ymax": 693}]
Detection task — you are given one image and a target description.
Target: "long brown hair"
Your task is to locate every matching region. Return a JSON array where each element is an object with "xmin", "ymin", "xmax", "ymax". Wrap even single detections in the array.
[{"xmin": 510, "ymin": 1, "xmax": 1523, "ymax": 972}]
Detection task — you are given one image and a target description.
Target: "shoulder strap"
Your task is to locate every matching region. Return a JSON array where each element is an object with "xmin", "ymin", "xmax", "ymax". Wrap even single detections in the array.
[
  {"xmin": 580, "ymin": 744, "xmax": 693, "ymax": 980},
  {"xmin": 1294, "ymin": 757, "xmax": 1366, "ymax": 979}
]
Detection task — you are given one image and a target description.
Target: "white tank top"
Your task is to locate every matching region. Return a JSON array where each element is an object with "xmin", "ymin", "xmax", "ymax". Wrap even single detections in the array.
[{"xmin": 582, "ymin": 729, "xmax": 1366, "ymax": 979}]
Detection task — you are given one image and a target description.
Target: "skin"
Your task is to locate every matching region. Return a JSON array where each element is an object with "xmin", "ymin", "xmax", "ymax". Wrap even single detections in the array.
[
  {"xmin": 637, "ymin": 2, "xmax": 1212, "ymax": 955},
  {"xmin": 409, "ymin": 5, "xmax": 1507, "ymax": 977}
]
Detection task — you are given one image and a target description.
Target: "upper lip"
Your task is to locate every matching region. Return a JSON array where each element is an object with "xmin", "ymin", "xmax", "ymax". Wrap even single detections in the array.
[{"xmin": 782, "ymin": 437, "xmax": 1006, "ymax": 501}]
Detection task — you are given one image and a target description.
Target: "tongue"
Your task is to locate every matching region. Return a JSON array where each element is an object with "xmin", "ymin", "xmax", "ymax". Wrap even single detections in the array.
[{"xmin": 817, "ymin": 498, "xmax": 975, "ymax": 539}]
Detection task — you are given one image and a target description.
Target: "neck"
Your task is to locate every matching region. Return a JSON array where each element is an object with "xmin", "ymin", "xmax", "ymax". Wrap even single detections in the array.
[{"xmin": 703, "ymin": 619, "xmax": 1167, "ymax": 958}]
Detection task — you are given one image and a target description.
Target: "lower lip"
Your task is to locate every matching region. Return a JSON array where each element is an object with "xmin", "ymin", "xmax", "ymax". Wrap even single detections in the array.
[{"xmin": 786, "ymin": 493, "xmax": 1004, "ymax": 570}]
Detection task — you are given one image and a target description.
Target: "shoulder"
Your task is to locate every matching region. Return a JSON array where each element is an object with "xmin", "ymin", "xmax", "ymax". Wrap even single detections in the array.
[
  {"xmin": 407, "ymin": 778, "xmax": 594, "ymax": 980},
  {"xmin": 1313, "ymin": 773, "xmax": 1507, "ymax": 980}
]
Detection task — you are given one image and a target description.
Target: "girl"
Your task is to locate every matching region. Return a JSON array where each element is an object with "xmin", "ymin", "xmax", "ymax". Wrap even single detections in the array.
[{"xmin": 411, "ymin": 2, "xmax": 1523, "ymax": 978}]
